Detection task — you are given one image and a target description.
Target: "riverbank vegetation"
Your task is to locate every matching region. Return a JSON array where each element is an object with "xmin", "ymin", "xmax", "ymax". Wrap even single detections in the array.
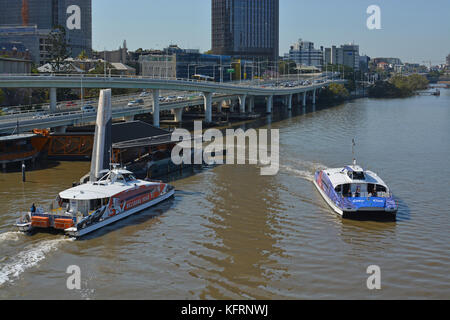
[
  {"xmin": 318, "ymin": 83, "xmax": 349, "ymax": 102},
  {"xmin": 369, "ymin": 74, "xmax": 429, "ymax": 98}
]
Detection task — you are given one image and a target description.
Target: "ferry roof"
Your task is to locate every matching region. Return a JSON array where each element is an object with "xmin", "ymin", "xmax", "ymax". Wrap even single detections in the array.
[
  {"xmin": 59, "ymin": 177, "xmax": 161, "ymax": 200},
  {"xmin": 323, "ymin": 166, "xmax": 388, "ymax": 188}
]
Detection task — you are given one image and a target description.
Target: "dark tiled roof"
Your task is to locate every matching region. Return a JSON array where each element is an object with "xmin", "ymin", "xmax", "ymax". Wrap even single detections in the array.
[{"xmin": 111, "ymin": 121, "xmax": 171, "ymax": 144}]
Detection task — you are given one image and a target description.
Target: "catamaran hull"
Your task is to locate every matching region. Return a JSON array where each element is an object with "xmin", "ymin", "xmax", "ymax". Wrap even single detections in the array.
[
  {"xmin": 313, "ymin": 180, "xmax": 397, "ymax": 220},
  {"xmin": 66, "ymin": 189, "xmax": 175, "ymax": 238}
]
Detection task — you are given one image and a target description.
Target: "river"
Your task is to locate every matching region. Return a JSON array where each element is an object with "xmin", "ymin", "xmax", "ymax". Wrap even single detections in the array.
[{"xmin": 0, "ymin": 89, "xmax": 449, "ymax": 299}]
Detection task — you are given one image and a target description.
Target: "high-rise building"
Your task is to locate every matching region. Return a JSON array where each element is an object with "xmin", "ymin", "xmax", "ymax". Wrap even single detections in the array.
[
  {"xmin": 324, "ymin": 44, "xmax": 360, "ymax": 71},
  {"xmin": 446, "ymin": 54, "xmax": 450, "ymax": 67},
  {"xmin": 0, "ymin": 0, "xmax": 92, "ymax": 60},
  {"xmin": 285, "ymin": 39, "xmax": 323, "ymax": 68},
  {"xmin": 211, "ymin": 0, "xmax": 279, "ymax": 62}
]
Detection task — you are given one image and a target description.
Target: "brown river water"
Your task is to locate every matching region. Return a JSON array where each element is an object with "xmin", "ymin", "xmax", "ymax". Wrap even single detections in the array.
[{"xmin": 0, "ymin": 90, "xmax": 449, "ymax": 299}]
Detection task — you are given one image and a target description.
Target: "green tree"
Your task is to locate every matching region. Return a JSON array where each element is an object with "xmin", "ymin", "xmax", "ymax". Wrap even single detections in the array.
[
  {"xmin": 328, "ymin": 83, "xmax": 349, "ymax": 98},
  {"xmin": 77, "ymin": 50, "xmax": 88, "ymax": 60},
  {"xmin": 48, "ymin": 25, "xmax": 71, "ymax": 72},
  {"xmin": 279, "ymin": 60, "xmax": 297, "ymax": 75},
  {"xmin": 319, "ymin": 83, "xmax": 349, "ymax": 102}
]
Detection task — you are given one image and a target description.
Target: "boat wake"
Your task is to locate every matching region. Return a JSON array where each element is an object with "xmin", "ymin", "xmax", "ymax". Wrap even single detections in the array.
[
  {"xmin": 280, "ymin": 159, "xmax": 328, "ymax": 182},
  {"xmin": 0, "ymin": 232, "xmax": 23, "ymax": 243},
  {"xmin": 280, "ymin": 165, "xmax": 316, "ymax": 182},
  {"xmin": 0, "ymin": 237, "xmax": 74, "ymax": 286}
]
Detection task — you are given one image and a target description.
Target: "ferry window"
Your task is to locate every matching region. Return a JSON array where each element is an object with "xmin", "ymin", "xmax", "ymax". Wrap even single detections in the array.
[
  {"xmin": 353, "ymin": 171, "xmax": 365, "ymax": 180},
  {"xmin": 123, "ymin": 173, "xmax": 136, "ymax": 182},
  {"xmin": 335, "ymin": 185, "xmax": 342, "ymax": 193},
  {"xmin": 376, "ymin": 185, "xmax": 387, "ymax": 192},
  {"xmin": 342, "ymin": 184, "xmax": 351, "ymax": 197},
  {"xmin": 89, "ymin": 199, "xmax": 102, "ymax": 211}
]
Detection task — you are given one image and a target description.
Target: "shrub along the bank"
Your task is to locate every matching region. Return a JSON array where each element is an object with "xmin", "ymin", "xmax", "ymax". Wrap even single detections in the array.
[
  {"xmin": 369, "ymin": 74, "xmax": 429, "ymax": 98},
  {"xmin": 318, "ymin": 83, "xmax": 349, "ymax": 102}
]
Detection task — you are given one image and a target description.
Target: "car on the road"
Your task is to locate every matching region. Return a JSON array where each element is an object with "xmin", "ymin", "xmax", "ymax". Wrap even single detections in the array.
[
  {"xmin": 127, "ymin": 100, "xmax": 140, "ymax": 107},
  {"xmin": 32, "ymin": 112, "xmax": 48, "ymax": 119},
  {"xmin": 135, "ymin": 99, "xmax": 145, "ymax": 105},
  {"xmin": 1, "ymin": 107, "xmax": 12, "ymax": 115},
  {"xmin": 80, "ymin": 105, "xmax": 96, "ymax": 113},
  {"xmin": 140, "ymin": 91, "xmax": 150, "ymax": 97}
]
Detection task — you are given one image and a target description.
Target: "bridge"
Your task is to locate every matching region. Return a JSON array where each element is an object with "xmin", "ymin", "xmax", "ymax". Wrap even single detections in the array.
[{"xmin": 0, "ymin": 74, "xmax": 344, "ymax": 134}]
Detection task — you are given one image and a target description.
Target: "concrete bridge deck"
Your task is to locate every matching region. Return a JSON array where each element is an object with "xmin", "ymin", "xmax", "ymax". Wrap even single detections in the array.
[{"xmin": 0, "ymin": 74, "xmax": 344, "ymax": 133}]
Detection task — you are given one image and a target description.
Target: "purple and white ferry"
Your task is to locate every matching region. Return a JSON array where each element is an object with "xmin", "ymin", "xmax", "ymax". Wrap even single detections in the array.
[{"xmin": 313, "ymin": 160, "xmax": 398, "ymax": 220}]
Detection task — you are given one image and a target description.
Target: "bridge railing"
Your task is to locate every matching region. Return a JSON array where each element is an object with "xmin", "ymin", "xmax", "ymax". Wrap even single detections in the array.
[{"xmin": 0, "ymin": 73, "xmax": 331, "ymax": 88}]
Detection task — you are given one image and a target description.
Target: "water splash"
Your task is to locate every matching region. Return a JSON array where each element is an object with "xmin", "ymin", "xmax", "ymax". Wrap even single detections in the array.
[
  {"xmin": 0, "ymin": 232, "xmax": 22, "ymax": 243},
  {"xmin": 280, "ymin": 165, "xmax": 315, "ymax": 182},
  {"xmin": 280, "ymin": 159, "xmax": 328, "ymax": 182},
  {"xmin": 0, "ymin": 237, "xmax": 74, "ymax": 286}
]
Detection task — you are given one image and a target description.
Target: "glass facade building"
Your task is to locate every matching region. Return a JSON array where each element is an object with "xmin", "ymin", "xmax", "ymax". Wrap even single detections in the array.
[
  {"xmin": 0, "ymin": 0, "xmax": 92, "ymax": 60},
  {"xmin": 212, "ymin": 0, "xmax": 279, "ymax": 62}
]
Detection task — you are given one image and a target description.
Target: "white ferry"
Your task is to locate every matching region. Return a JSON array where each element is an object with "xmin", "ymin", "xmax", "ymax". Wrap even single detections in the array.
[
  {"xmin": 313, "ymin": 160, "xmax": 398, "ymax": 219},
  {"xmin": 16, "ymin": 166, "xmax": 174, "ymax": 238}
]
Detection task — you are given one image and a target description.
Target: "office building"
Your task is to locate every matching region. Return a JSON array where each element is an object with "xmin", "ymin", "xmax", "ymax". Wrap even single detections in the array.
[
  {"xmin": 0, "ymin": 25, "xmax": 52, "ymax": 64},
  {"xmin": 0, "ymin": 0, "xmax": 92, "ymax": 60},
  {"xmin": 285, "ymin": 39, "xmax": 323, "ymax": 68},
  {"xmin": 211, "ymin": 0, "xmax": 279, "ymax": 62},
  {"xmin": 140, "ymin": 55, "xmax": 177, "ymax": 79},
  {"xmin": 359, "ymin": 55, "xmax": 370, "ymax": 72},
  {"xmin": 324, "ymin": 44, "xmax": 360, "ymax": 71},
  {"xmin": 139, "ymin": 45, "xmax": 238, "ymax": 82},
  {"xmin": 96, "ymin": 40, "xmax": 129, "ymax": 64}
]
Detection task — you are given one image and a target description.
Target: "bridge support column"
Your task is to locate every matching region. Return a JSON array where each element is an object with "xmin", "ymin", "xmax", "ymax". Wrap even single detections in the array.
[
  {"xmin": 302, "ymin": 92, "xmax": 307, "ymax": 107},
  {"xmin": 266, "ymin": 95, "xmax": 273, "ymax": 114},
  {"xmin": 173, "ymin": 108, "xmax": 183, "ymax": 122},
  {"xmin": 50, "ymin": 88, "xmax": 57, "ymax": 113},
  {"xmin": 203, "ymin": 92, "xmax": 213, "ymax": 123},
  {"xmin": 248, "ymin": 96, "xmax": 255, "ymax": 113},
  {"xmin": 152, "ymin": 89, "xmax": 160, "ymax": 127},
  {"xmin": 54, "ymin": 125, "xmax": 67, "ymax": 133},
  {"xmin": 229, "ymin": 99, "xmax": 235, "ymax": 113},
  {"xmin": 218, "ymin": 100, "xmax": 225, "ymax": 113},
  {"xmin": 312, "ymin": 89, "xmax": 316, "ymax": 105},
  {"xmin": 238, "ymin": 94, "xmax": 247, "ymax": 113},
  {"xmin": 287, "ymin": 94, "xmax": 293, "ymax": 110}
]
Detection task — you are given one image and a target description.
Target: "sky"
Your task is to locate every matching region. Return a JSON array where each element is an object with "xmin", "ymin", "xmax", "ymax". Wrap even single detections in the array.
[{"xmin": 92, "ymin": 0, "xmax": 450, "ymax": 64}]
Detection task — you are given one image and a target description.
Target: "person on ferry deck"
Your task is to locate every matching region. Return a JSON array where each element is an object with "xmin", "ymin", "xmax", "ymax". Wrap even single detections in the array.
[
  {"xmin": 30, "ymin": 203, "xmax": 36, "ymax": 213},
  {"xmin": 368, "ymin": 184, "xmax": 376, "ymax": 197},
  {"xmin": 355, "ymin": 186, "xmax": 361, "ymax": 197}
]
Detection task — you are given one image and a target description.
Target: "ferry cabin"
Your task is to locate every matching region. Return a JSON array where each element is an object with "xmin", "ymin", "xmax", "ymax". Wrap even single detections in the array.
[{"xmin": 322, "ymin": 165, "xmax": 390, "ymax": 199}]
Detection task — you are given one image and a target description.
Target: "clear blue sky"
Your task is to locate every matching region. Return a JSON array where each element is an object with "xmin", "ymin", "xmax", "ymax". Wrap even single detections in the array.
[{"xmin": 92, "ymin": 0, "xmax": 450, "ymax": 64}]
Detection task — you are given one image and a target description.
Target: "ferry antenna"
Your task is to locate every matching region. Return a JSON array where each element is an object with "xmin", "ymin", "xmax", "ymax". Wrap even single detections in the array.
[{"xmin": 352, "ymin": 138, "xmax": 356, "ymax": 165}]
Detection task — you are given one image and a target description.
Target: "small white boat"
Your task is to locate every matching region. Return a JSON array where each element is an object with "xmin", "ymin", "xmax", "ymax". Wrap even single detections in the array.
[{"xmin": 16, "ymin": 166, "xmax": 174, "ymax": 238}]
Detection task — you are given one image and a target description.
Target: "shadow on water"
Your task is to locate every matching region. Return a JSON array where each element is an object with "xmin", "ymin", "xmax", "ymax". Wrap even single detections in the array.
[{"xmin": 393, "ymin": 197, "xmax": 411, "ymax": 222}]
